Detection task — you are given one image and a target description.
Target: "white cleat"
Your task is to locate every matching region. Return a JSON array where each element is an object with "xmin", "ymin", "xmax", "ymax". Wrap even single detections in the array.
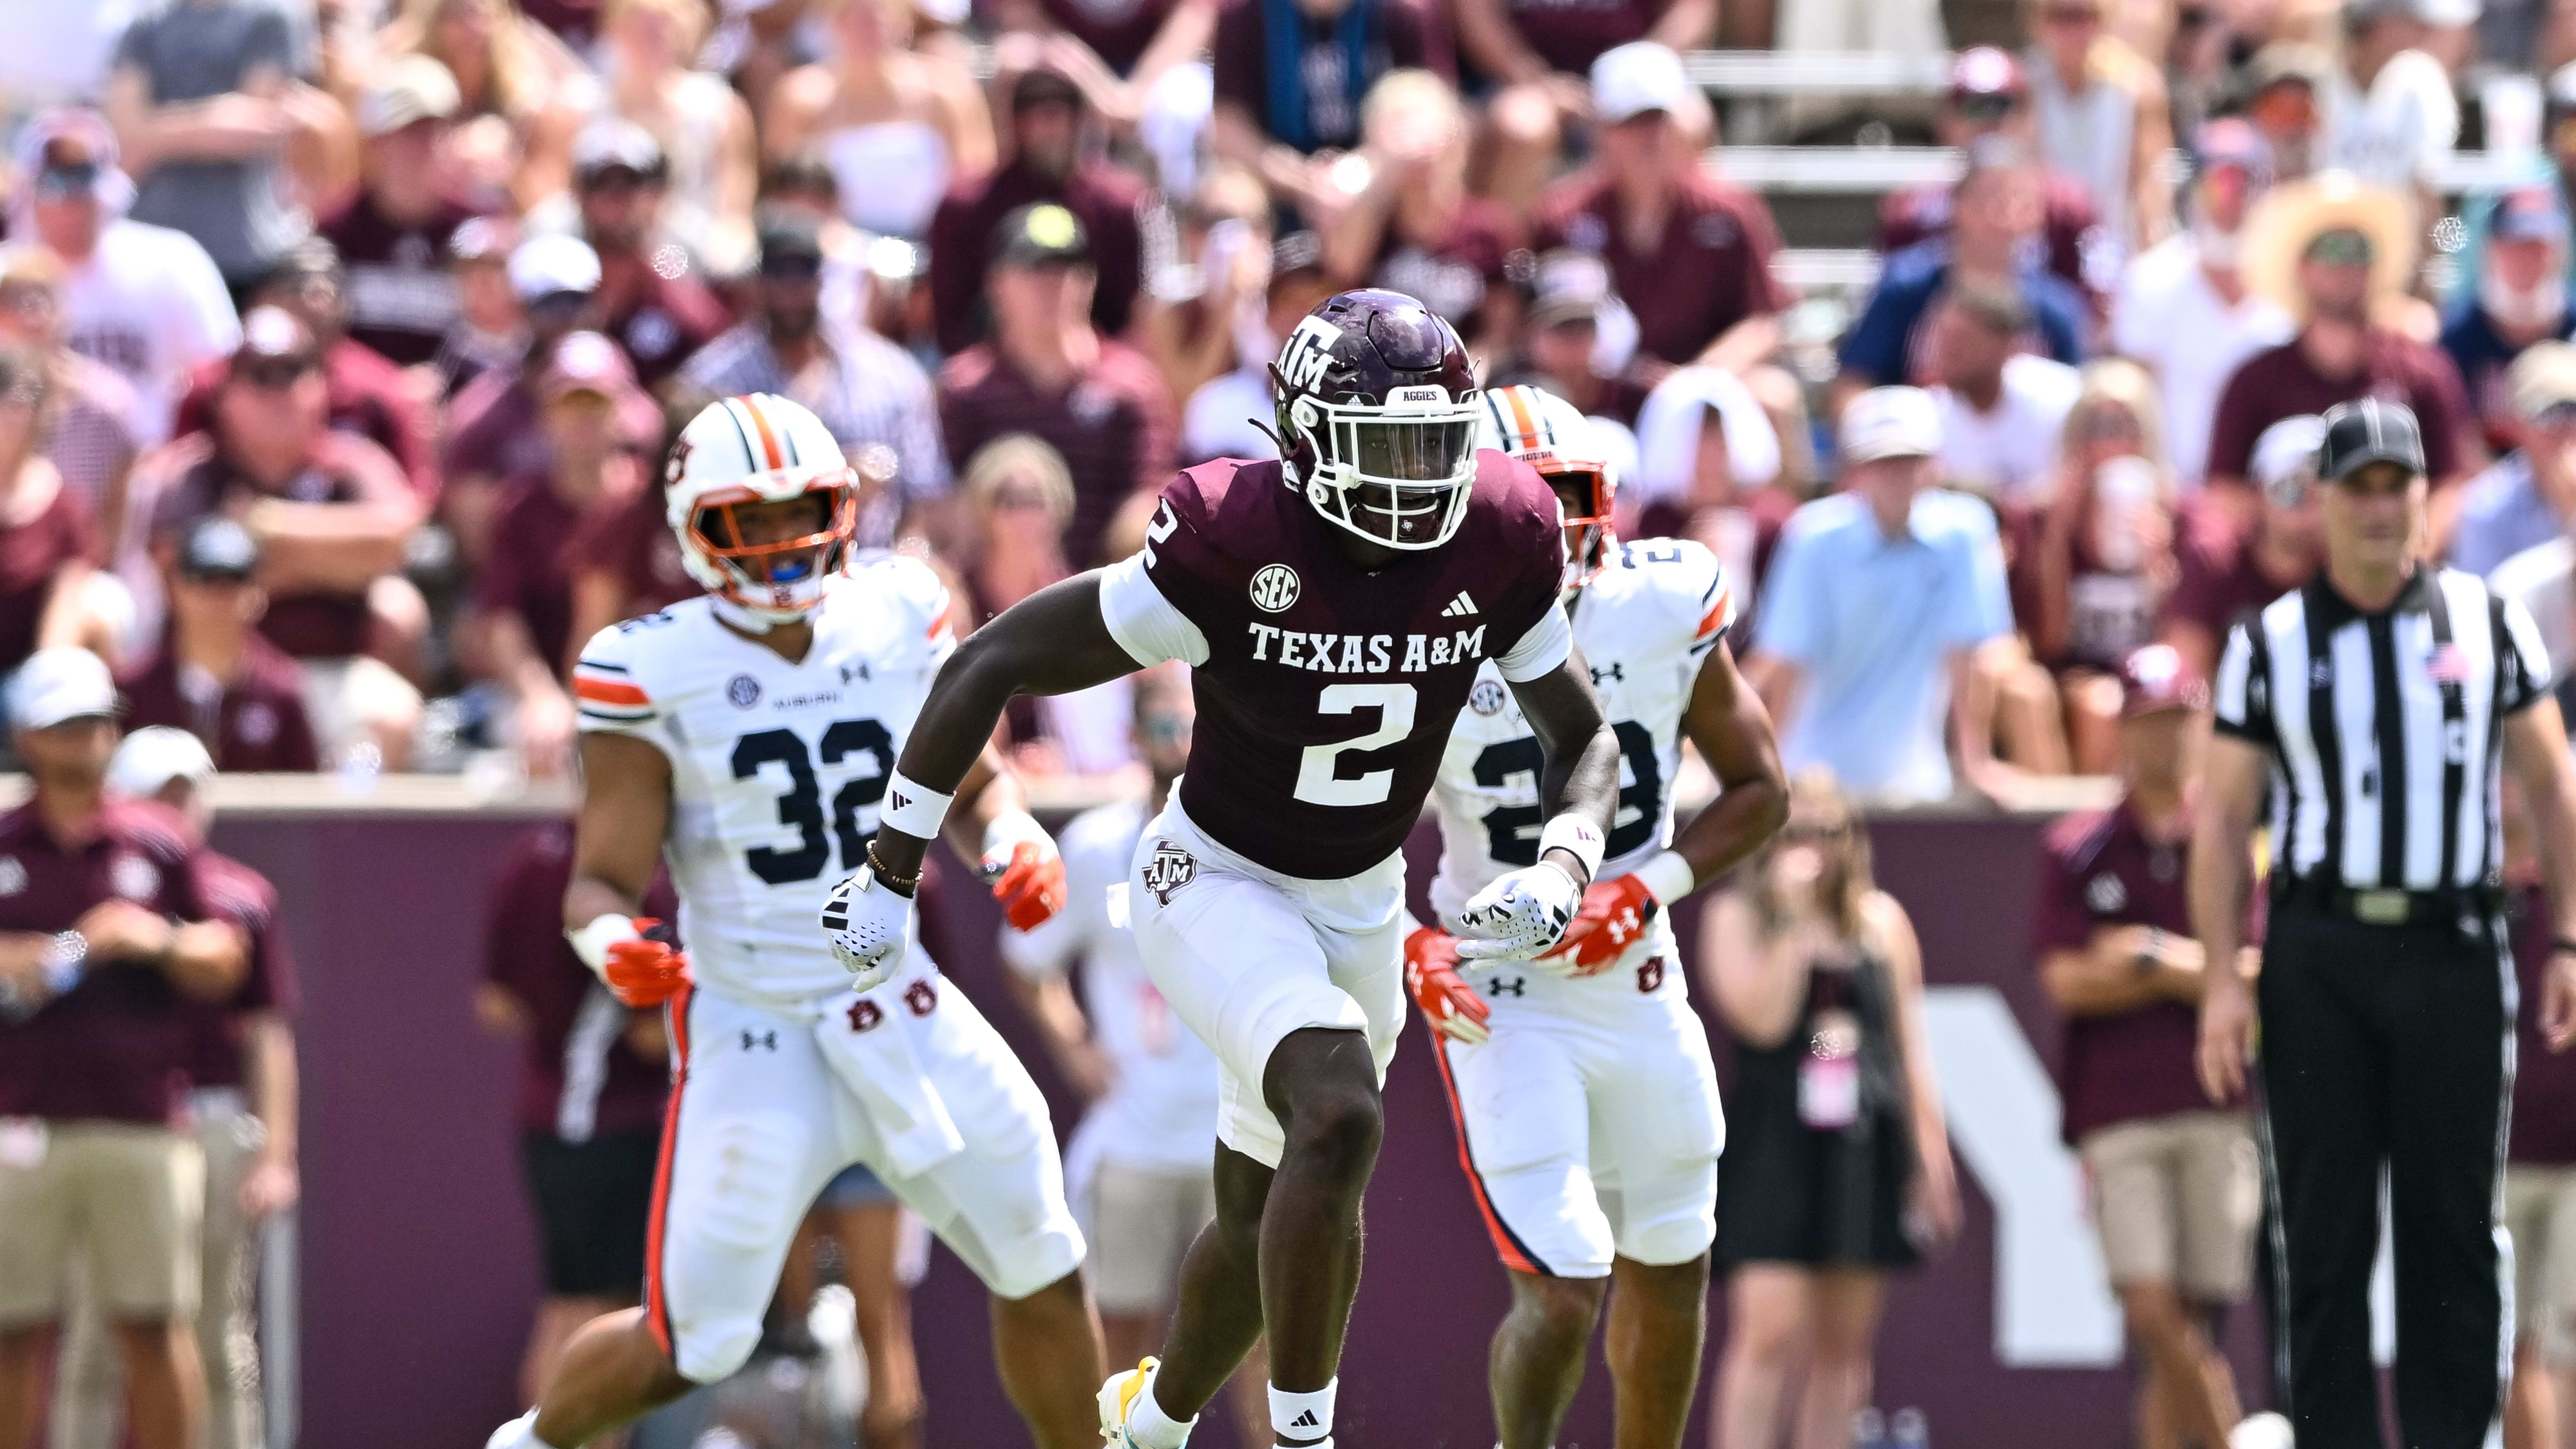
[
  {"xmin": 484, "ymin": 1409, "xmax": 541, "ymax": 1449},
  {"xmin": 1098, "ymin": 1357, "xmax": 1165, "ymax": 1447},
  {"xmin": 2228, "ymin": 1412, "xmax": 2294, "ymax": 1449}
]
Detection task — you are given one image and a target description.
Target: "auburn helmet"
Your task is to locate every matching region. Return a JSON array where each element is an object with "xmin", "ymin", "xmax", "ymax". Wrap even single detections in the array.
[
  {"xmin": 1271, "ymin": 289, "xmax": 1481, "ymax": 551},
  {"xmin": 666, "ymin": 393, "xmax": 858, "ymax": 624},
  {"xmin": 1478, "ymin": 384, "xmax": 1616, "ymax": 586}
]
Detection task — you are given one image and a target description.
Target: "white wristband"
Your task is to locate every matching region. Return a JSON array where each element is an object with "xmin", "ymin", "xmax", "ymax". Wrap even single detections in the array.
[
  {"xmin": 1631, "ymin": 849, "xmax": 1697, "ymax": 908},
  {"xmin": 1536, "ymin": 813, "xmax": 1607, "ymax": 884},
  {"xmin": 880, "ymin": 770, "xmax": 955, "ymax": 840},
  {"xmin": 566, "ymin": 914, "xmax": 639, "ymax": 979}
]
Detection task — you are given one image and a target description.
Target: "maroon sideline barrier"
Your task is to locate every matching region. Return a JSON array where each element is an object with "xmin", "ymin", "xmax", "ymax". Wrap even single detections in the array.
[{"xmin": 211, "ymin": 807, "xmax": 2267, "ymax": 1449}]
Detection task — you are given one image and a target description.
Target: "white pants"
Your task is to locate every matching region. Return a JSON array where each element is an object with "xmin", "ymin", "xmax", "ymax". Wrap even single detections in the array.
[
  {"xmin": 1125, "ymin": 798, "xmax": 1407, "ymax": 1169},
  {"xmin": 649, "ymin": 975, "xmax": 1083, "ymax": 1384},
  {"xmin": 1433, "ymin": 946, "xmax": 1724, "ymax": 1278}
]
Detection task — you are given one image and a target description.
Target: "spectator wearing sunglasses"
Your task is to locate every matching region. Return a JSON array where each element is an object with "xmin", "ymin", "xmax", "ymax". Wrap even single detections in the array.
[
  {"xmin": 117, "ymin": 517, "xmax": 321, "ymax": 772},
  {"xmin": 2452, "ymin": 345, "xmax": 2576, "ymax": 581}
]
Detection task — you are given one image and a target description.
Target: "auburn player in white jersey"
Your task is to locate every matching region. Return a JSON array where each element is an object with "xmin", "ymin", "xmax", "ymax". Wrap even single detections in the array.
[
  {"xmin": 485, "ymin": 395, "xmax": 1105, "ymax": 1449},
  {"xmin": 1408, "ymin": 386, "xmax": 1788, "ymax": 1449}
]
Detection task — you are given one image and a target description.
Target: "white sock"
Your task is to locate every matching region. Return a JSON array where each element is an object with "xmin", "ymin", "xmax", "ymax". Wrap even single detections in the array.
[
  {"xmin": 1127, "ymin": 1364, "xmax": 1196, "ymax": 1449},
  {"xmin": 1269, "ymin": 1380, "xmax": 1336, "ymax": 1448},
  {"xmin": 488, "ymin": 1409, "xmax": 568, "ymax": 1449}
]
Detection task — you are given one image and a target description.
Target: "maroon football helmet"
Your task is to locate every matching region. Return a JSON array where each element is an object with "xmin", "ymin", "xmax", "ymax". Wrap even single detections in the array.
[{"xmin": 1270, "ymin": 289, "xmax": 1481, "ymax": 551}]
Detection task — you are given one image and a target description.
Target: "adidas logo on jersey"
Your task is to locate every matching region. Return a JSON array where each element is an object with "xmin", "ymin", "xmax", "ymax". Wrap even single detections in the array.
[{"xmin": 1440, "ymin": 592, "xmax": 1478, "ymax": 618}]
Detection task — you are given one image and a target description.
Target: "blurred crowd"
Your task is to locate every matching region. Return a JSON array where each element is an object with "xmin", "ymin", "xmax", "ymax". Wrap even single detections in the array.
[{"xmin": 0, "ymin": 0, "xmax": 2560, "ymax": 807}]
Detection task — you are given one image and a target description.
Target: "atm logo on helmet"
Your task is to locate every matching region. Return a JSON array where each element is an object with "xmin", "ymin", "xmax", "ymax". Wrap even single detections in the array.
[{"xmin": 1276, "ymin": 315, "xmax": 1342, "ymax": 393}]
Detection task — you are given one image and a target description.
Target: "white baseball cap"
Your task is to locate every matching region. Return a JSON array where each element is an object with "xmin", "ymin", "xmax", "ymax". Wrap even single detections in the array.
[
  {"xmin": 1592, "ymin": 42, "xmax": 1692, "ymax": 124},
  {"xmin": 1839, "ymin": 386, "xmax": 1943, "ymax": 463},
  {"xmin": 108, "ymin": 726, "xmax": 215, "ymax": 798},
  {"xmin": 508, "ymin": 233, "xmax": 602, "ymax": 303},
  {"xmin": 2252, "ymin": 413, "xmax": 2328, "ymax": 502},
  {"xmin": 9, "ymin": 647, "xmax": 117, "ymax": 731}
]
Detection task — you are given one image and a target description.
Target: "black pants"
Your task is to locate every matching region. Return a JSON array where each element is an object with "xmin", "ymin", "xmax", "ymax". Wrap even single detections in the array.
[{"xmin": 2258, "ymin": 905, "xmax": 2514, "ymax": 1448}]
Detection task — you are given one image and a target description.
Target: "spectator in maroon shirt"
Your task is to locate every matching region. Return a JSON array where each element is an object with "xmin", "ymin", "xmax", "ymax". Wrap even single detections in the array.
[
  {"xmin": 432, "ymin": 215, "xmax": 532, "ymax": 400},
  {"xmin": 118, "ymin": 518, "xmax": 320, "ymax": 773},
  {"xmin": 562, "ymin": 471, "xmax": 701, "ymax": 655},
  {"xmin": 927, "ymin": 69, "xmax": 1147, "ymax": 356},
  {"xmin": 2157, "ymin": 413, "xmax": 2325, "ymax": 681},
  {"xmin": 0, "ymin": 647, "xmax": 248, "ymax": 1449},
  {"xmin": 940, "ymin": 203, "xmax": 1177, "ymax": 568},
  {"xmin": 1209, "ymin": 0, "xmax": 1450, "ymax": 224},
  {"xmin": 472, "ymin": 818, "xmax": 674, "ymax": 1412},
  {"xmin": 2505, "ymin": 853, "xmax": 2576, "ymax": 1447},
  {"xmin": 141, "ymin": 308, "xmax": 427, "ymax": 770},
  {"xmin": 1878, "ymin": 48, "xmax": 2109, "ymax": 302},
  {"xmin": 1533, "ymin": 43, "xmax": 1790, "ymax": 377},
  {"xmin": 474, "ymin": 333, "xmax": 650, "ymax": 777},
  {"xmin": 1321, "ymin": 69, "xmax": 1523, "ymax": 358},
  {"xmin": 0, "ymin": 347, "xmax": 111, "ymax": 679},
  {"xmin": 172, "ymin": 241, "xmax": 442, "ymax": 504},
  {"xmin": 2033, "ymin": 645, "xmax": 2255, "ymax": 1449},
  {"xmin": 568, "ymin": 120, "xmax": 731, "ymax": 387},
  {"xmin": 321, "ymin": 55, "xmax": 482, "ymax": 370},
  {"xmin": 1449, "ymin": 0, "xmax": 1712, "ymax": 217},
  {"xmin": 1488, "ymin": 250, "xmax": 1654, "ymax": 429}
]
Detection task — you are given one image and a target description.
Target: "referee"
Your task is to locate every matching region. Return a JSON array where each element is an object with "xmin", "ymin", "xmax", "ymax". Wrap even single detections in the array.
[{"xmin": 2193, "ymin": 397, "xmax": 2576, "ymax": 1448}]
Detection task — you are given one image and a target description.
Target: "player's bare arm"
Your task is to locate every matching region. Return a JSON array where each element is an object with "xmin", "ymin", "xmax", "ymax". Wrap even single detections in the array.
[
  {"xmin": 2189, "ymin": 730, "xmax": 2266, "ymax": 1104},
  {"xmin": 1507, "ymin": 646, "xmax": 1622, "ymax": 882},
  {"xmin": 2500, "ymin": 695, "xmax": 2576, "ymax": 1048},
  {"xmin": 1669, "ymin": 640, "xmax": 1788, "ymax": 884}
]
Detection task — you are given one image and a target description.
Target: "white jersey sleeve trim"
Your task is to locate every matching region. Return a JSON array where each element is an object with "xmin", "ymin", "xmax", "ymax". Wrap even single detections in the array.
[
  {"xmin": 1098, "ymin": 552, "xmax": 1210, "ymax": 668},
  {"xmin": 1496, "ymin": 600, "xmax": 1573, "ymax": 682}
]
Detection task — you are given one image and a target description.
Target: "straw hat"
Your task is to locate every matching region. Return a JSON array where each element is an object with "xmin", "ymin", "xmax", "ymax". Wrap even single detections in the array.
[{"xmin": 2240, "ymin": 171, "xmax": 2417, "ymax": 322}]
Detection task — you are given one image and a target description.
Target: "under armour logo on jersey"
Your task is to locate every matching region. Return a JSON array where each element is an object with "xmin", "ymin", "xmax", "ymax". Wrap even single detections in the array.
[
  {"xmin": 1143, "ymin": 842, "xmax": 1198, "ymax": 904},
  {"xmin": 1590, "ymin": 662, "xmax": 1625, "ymax": 686},
  {"xmin": 1440, "ymin": 592, "xmax": 1478, "ymax": 618},
  {"xmin": 741, "ymin": 1030, "xmax": 777, "ymax": 1051},
  {"xmin": 1488, "ymin": 976, "xmax": 1527, "ymax": 998},
  {"xmin": 1250, "ymin": 563, "xmax": 1301, "ymax": 613}
]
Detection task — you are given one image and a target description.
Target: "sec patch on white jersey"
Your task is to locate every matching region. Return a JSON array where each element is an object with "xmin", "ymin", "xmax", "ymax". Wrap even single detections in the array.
[{"xmin": 573, "ymin": 554, "xmax": 954, "ymax": 1008}]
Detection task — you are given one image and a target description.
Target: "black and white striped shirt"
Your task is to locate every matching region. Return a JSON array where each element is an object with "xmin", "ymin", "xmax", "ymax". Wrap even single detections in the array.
[{"xmin": 2213, "ymin": 567, "xmax": 2552, "ymax": 892}]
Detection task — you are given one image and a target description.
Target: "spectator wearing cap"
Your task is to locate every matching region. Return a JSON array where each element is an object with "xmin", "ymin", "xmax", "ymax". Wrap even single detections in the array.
[
  {"xmin": 0, "ymin": 646, "xmax": 251, "ymax": 1449},
  {"xmin": 55, "ymin": 727, "xmax": 299, "ymax": 1449},
  {"xmin": 564, "ymin": 119, "xmax": 731, "ymax": 385},
  {"xmin": 940, "ymin": 204, "xmax": 1176, "ymax": 568},
  {"xmin": 173, "ymin": 241, "xmax": 438, "ymax": 502},
  {"xmin": 1321, "ymin": 70, "xmax": 1522, "ymax": 358},
  {"xmin": 2322, "ymin": 0, "xmax": 2461, "ymax": 215},
  {"xmin": 2032, "ymin": 644, "xmax": 2259, "ymax": 1449},
  {"xmin": 2448, "ymin": 63, "xmax": 2576, "ymax": 311},
  {"xmin": 2110, "ymin": 119, "xmax": 2295, "ymax": 488},
  {"xmin": 759, "ymin": 0, "xmax": 996, "ymax": 246},
  {"xmin": 2242, "ymin": 42, "xmax": 2332, "ymax": 182},
  {"xmin": 2205, "ymin": 175, "xmax": 2479, "ymax": 512},
  {"xmin": 101, "ymin": 0, "xmax": 358, "ymax": 301},
  {"xmin": 928, "ymin": 68, "xmax": 1148, "ymax": 354},
  {"xmin": 583, "ymin": 0, "xmax": 760, "ymax": 274},
  {"xmin": 1743, "ymin": 386, "xmax": 2026, "ymax": 806},
  {"xmin": 2158, "ymin": 413, "xmax": 2325, "ymax": 680},
  {"xmin": 1491, "ymin": 249, "xmax": 1654, "ymax": 428},
  {"xmin": 433, "ymin": 216, "xmax": 533, "ymax": 397},
  {"xmin": 2019, "ymin": 0, "xmax": 2173, "ymax": 255},
  {"xmin": 117, "ymin": 517, "xmax": 320, "ymax": 773},
  {"xmin": 2453, "ymin": 344, "xmax": 2576, "ymax": 579},
  {"xmin": 318, "ymin": 55, "xmax": 482, "ymax": 370},
  {"xmin": 13, "ymin": 110, "xmax": 241, "ymax": 450},
  {"xmin": 0, "ymin": 345, "xmax": 115, "ymax": 681},
  {"xmin": 2443, "ymin": 185, "xmax": 2576, "ymax": 459},
  {"xmin": 1925, "ymin": 281, "xmax": 2084, "ymax": 504},
  {"xmin": 1446, "ymin": 0, "xmax": 1711, "ymax": 217},
  {"xmin": 1207, "ymin": 0, "xmax": 1452, "ymax": 225},
  {"xmin": 679, "ymin": 214, "xmax": 951, "ymax": 532},
  {"xmin": 1878, "ymin": 48, "xmax": 2109, "ymax": 302},
  {"xmin": 0, "ymin": 248, "xmax": 145, "ymax": 579},
  {"xmin": 372, "ymin": 0, "xmax": 585, "ymax": 213},
  {"xmin": 138, "ymin": 306, "xmax": 425, "ymax": 769},
  {"xmin": 1176, "ymin": 228, "xmax": 1335, "ymax": 464},
  {"xmin": 1536, "ymin": 42, "xmax": 1788, "ymax": 382},
  {"xmin": 1835, "ymin": 147, "xmax": 2092, "ymax": 411},
  {"xmin": 475, "ymin": 333, "xmax": 651, "ymax": 775}
]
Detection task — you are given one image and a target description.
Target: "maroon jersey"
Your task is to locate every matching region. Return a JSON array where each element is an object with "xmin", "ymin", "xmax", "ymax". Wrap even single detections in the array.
[
  {"xmin": 1040, "ymin": 0, "xmax": 1176, "ymax": 73},
  {"xmin": 1505, "ymin": 0, "xmax": 1666, "ymax": 74},
  {"xmin": 1533, "ymin": 170, "xmax": 1790, "ymax": 367},
  {"xmin": 186, "ymin": 852, "xmax": 297, "ymax": 1090},
  {"xmin": 0, "ymin": 481, "xmax": 98, "ymax": 676},
  {"xmin": 2031, "ymin": 799, "xmax": 2212, "ymax": 1144},
  {"xmin": 939, "ymin": 339, "xmax": 1178, "ymax": 568},
  {"xmin": 0, "ymin": 799, "xmax": 218, "ymax": 1123},
  {"xmin": 481, "ymin": 821, "xmax": 674, "ymax": 1140},
  {"xmin": 927, "ymin": 158, "xmax": 1149, "ymax": 356},
  {"xmin": 2157, "ymin": 498, "xmax": 2313, "ymax": 654},
  {"xmin": 2204, "ymin": 331, "xmax": 2476, "ymax": 485},
  {"xmin": 1878, "ymin": 174, "xmax": 2105, "ymax": 302},
  {"xmin": 1132, "ymin": 454, "xmax": 1566, "ymax": 879},
  {"xmin": 565, "ymin": 477, "xmax": 700, "ymax": 620},
  {"xmin": 174, "ymin": 338, "xmax": 440, "ymax": 501},
  {"xmin": 1367, "ymin": 197, "xmax": 1522, "ymax": 339},
  {"xmin": 2511, "ymin": 883, "xmax": 2576, "ymax": 1165},
  {"xmin": 118, "ymin": 631, "xmax": 322, "ymax": 773},
  {"xmin": 479, "ymin": 471, "xmax": 645, "ymax": 681},
  {"xmin": 319, "ymin": 191, "xmax": 480, "ymax": 368}
]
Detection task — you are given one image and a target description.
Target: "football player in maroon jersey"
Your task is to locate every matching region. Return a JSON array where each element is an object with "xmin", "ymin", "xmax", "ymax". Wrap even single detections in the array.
[{"xmin": 826, "ymin": 289, "xmax": 1621, "ymax": 1449}]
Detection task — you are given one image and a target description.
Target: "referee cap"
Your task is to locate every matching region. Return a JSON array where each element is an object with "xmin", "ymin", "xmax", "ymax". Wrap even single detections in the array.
[{"xmin": 2316, "ymin": 397, "xmax": 2425, "ymax": 482}]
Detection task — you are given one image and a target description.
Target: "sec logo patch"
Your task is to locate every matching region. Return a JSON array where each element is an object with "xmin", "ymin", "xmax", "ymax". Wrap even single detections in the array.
[
  {"xmin": 727, "ymin": 674, "xmax": 763, "ymax": 708},
  {"xmin": 1250, "ymin": 563, "xmax": 1300, "ymax": 613},
  {"xmin": 1469, "ymin": 679, "xmax": 1507, "ymax": 715}
]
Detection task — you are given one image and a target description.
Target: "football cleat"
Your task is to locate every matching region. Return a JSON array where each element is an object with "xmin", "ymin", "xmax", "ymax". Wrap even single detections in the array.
[{"xmin": 1098, "ymin": 1357, "xmax": 1170, "ymax": 1447}]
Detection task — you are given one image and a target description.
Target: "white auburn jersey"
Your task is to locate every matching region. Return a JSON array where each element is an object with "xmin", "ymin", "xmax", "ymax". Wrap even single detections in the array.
[
  {"xmin": 1429, "ymin": 537, "xmax": 1734, "ymax": 982},
  {"xmin": 573, "ymin": 555, "xmax": 953, "ymax": 1009}
]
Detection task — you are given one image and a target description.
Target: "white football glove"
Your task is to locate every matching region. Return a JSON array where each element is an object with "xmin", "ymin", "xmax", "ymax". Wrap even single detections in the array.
[
  {"xmin": 820, "ymin": 868, "xmax": 912, "ymax": 991},
  {"xmin": 1454, "ymin": 860, "xmax": 1585, "ymax": 966}
]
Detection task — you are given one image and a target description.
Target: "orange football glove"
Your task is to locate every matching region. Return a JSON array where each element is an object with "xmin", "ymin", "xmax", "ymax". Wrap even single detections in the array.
[
  {"xmin": 987, "ymin": 841, "xmax": 1067, "ymax": 931},
  {"xmin": 1539, "ymin": 875, "xmax": 1659, "ymax": 977},
  {"xmin": 603, "ymin": 918, "xmax": 691, "ymax": 1008},
  {"xmin": 1405, "ymin": 926, "xmax": 1491, "ymax": 1045}
]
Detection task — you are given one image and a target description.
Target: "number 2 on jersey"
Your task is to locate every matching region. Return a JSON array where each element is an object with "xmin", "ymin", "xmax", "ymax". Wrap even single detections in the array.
[
  {"xmin": 1292, "ymin": 683, "xmax": 1417, "ymax": 806},
  {"xmin": 730, "ymin": 720, "xmax": 895, "ymax": 883}
]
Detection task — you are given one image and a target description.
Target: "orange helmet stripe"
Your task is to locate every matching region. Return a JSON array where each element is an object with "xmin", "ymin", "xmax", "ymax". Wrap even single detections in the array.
[
  {"xmin": 736, "ymin": 395, "xmax": 787, "ymax": 471},
  {"xmin": 1502, "ymin": 386, "xmax": 1543, "ymax": 452}
]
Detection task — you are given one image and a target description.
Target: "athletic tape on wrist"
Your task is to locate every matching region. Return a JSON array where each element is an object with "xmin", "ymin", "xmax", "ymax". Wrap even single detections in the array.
[
  {"xmin": 566, "ymin": 914, "xmax": 638, "ymax": 978},
  {"xmin": 1536, "ymin": 813, "xmax": 1607, "ymax": 883},
  {"xmin": 879, "ymin": 770, "xmax": 955, "ymax": 840},
  {"xmin": 1632, "ymin": 849, "xmax": 1697, "ymax": 908}
]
